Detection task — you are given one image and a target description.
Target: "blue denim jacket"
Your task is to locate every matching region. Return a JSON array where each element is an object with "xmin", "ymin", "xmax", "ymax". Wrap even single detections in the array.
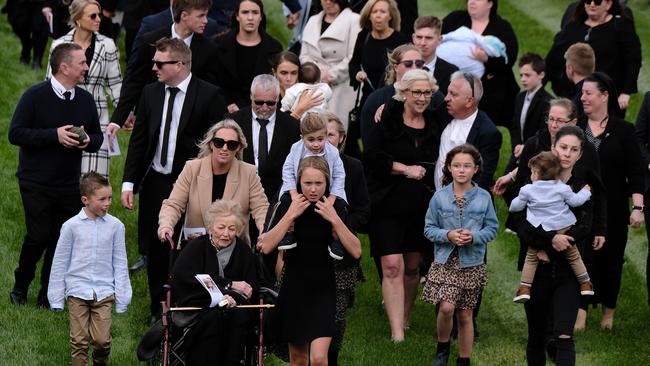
[{"xmin": 424, "ymin": 183, "xmax": 498, "ymax": 268}]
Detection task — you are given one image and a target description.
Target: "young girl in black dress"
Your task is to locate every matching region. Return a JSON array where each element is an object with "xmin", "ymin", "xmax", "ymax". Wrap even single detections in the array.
[{"xmin": 258, "ymin": 156, "xmax": 361, "ymax": 366}]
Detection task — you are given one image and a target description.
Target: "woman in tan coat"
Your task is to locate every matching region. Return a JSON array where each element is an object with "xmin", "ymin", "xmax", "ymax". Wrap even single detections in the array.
[
  {"xmin": 158, "ymin": 119, "xmax": 269, "ymax": 245},
  {"xmin": 300, "ymin": 0, "xmax": 360, "ymax": 129}
]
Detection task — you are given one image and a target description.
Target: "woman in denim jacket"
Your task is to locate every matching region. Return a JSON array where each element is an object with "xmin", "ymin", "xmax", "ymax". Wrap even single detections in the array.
[{"xmin": 423, "ymin": 144, "xmax": 498, "ymax": 366}]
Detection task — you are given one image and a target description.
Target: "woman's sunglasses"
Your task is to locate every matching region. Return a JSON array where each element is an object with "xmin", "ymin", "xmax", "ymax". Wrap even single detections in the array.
[
  {"xmin": 212, "ymin": 137, "xmax": 241, "ymax": 151},
  {"xmin": 88, "ymin": 13, "xmax": 101, "ymax": 20},
  {"xmin": 400, "ymin": 60, "xmax": 426, "ymax": 69},
  {"xmin": 583, "ymin": 0, "xmax": 604, "ymax": 5}
]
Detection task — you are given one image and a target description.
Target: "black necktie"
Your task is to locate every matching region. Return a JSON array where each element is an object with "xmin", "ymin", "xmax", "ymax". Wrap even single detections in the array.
[
  {"xmin": 257, "ymin": 118, "xmax": 269, "ymax": 172},
  {"xmin": 160, "ymin": 87, "xmax": 179, "ymax": 167},
  {"xmin": 63, "ymin": 91, "xmax": 71, "ymax": 101}
]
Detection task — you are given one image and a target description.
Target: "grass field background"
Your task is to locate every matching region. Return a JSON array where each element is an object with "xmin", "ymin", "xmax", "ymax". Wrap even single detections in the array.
[{"xmin": 0, "ymin": 0, "xmax": 649, "ymax": 364}]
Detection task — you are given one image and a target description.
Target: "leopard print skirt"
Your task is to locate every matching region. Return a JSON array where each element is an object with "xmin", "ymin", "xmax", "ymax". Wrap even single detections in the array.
[{"xmin": 422, "ymin": 249, "xmax": 487, "ymax": 310}]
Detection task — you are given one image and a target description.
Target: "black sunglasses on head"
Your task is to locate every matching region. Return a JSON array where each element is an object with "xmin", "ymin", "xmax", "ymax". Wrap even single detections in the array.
[
  {"xmin": 152, "ymin": 59, "xmax": 183, "ymax": 68},
  {"xmin": 212, "ymin": 137, "xmax": 241, "ymax": 151},
  {"xmin": 462, "ymin": 72, "xmax": 475, "ymax": 98},
  {"xmin": 583, "ymin": 0, "xmax": 604, "ymax": 5},
  {"xmin": 253, "ymin": 100, "xmax": 277, "ymax": 107}
]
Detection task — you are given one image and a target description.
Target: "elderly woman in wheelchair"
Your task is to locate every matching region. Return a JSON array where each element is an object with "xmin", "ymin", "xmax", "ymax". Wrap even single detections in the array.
[{"xmin": 169, "ymin": 199, "xmax": 260, "ymax": 365}]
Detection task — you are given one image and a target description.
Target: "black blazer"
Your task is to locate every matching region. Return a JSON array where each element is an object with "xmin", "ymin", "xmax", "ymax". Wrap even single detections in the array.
[
  {"xmin": 433, "ymin": 56, "xmax": 459, "ymax": 97},
  {"xmin": 442, "ymin": 11, "xmax": 519, "ymax": 126},
  {"xmin": 510, "ymin": 88, "xmax": 552, "ymax": 148},
  {"xmin": 227, "ymin": 107, "xmax": 300, "ymax": 201},
  {"xmin": 122, "ymin": 76, "xmax": 225, "ymax": 192},
  {"xmin": 341, "ymin": 154, "xmax": 370, "ymax": 234},
  {"xmin": 212, "ymin": 30, "xmax": 283, "ymax": 108},
  {"xmin": 441, "ymin": 110, "xmax": 502, "ymax": 191},
  {"xmin": 635, "ymin": 91, "xmax": 650, "ymax": 194},
  {"xmin": 111, "ymin": 26, "xmax": 220, "ymax": 126}
]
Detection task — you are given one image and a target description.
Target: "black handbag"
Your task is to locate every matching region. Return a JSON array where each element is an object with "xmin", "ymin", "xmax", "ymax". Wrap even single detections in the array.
[{"xmin": 348, "ymin": 86, "xmax": 363, "ymax": 127}]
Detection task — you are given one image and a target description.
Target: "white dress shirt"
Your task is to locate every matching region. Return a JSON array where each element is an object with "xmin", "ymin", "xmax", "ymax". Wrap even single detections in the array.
[
  {"xmin": 50, "ymin": 76, "xmax": 76, "ymax": 100},
  {"xmin": 434, "ymin": 109, "xmax": 478, "ymax": 190},
  {"xmin": 519, "ymin": 84, "xmax": 542, "ymax": 141},
  {"xmin": 171, "ymin": 24, "xmax": 194, "ymax": 46},
  {"xmin": 424, "ymin": 56, "xmax": 437, "ymax": 78},
  {"xmin": 251, "ymin": 110, "xmax": 276, "ymax": 169},
  {"xmin": 122, "ymin": 73, "xmax": 192, "ymax": 192}
]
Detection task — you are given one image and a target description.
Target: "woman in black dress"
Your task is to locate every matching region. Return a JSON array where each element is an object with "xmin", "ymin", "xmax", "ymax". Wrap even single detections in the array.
[
  {"xmin": 578, "ymin": 72, "xmax": 644, "ymax": 329},
  {"xmin": 365, "ymin": 69, "xmax": 440, "ymax": 342},
  {"xmin": 546, "ymin": 0, "xmax": 641, "ymax": 115},
  {"xmin": 258, "ymin": 156, "xmax": 361, "ymax": 366},
  {"xmin": 442, "ymin": 0, "xmax": 519, "ymax": 127}
]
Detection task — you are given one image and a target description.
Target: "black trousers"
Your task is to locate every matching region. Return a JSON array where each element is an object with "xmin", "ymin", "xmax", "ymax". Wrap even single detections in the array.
[
  {"xmin": 14, "ymin": 182, "xmax": 81, "ymax": 299},
  {"xmin": 7, "ymin": 4, "xmax": 49, "ymax": 64},
  {"xmin": 139, "ymin": 171, "xmax": 182, "ymax": 316},
  {"xmin": 185, "ymin": 307, "xmax": 250, "ymax": 366},
  {"xmin": 524, "ymin": 271, "xmax": 579, "ymax": 366},
  {"xmin": 644, "ymin": 195, "xmax": 650, "ymax": 307},
  {"xmin": 590, "ymin": 218, "xmax": 628, "ymax": 309}
]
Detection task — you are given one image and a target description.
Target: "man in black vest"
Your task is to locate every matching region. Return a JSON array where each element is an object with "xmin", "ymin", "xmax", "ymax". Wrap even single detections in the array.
[
  {"xmin": 120, "ymin": 38, "xmax": 224, "ymax": 319},
  {"xmin": 8, "ymin": 42, "xmax": 103, "ymax": 307}
]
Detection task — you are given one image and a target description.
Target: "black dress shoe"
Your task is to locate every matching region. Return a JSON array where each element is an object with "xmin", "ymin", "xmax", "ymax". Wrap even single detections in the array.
[
  {"xmin": 36, "ymin": 296, "xmax": 50, "ymax": 310},
  {"xmin": 130, "ymin": 255, "xmax": 147, "ymax": 273},
  {"xmin": 31, "ymin": 61, "xmax": 42, "ymax": 70},
  {"xmin": 432, "ymin": 349, "xmax": 450, "ymax": 366},
  {"xmin": 9, "ymin": 289, "xmax": 27, "ymax": 305},
  {"xmin": 19, "ymin": 56, "xmax": 30, "ymax": 65}
]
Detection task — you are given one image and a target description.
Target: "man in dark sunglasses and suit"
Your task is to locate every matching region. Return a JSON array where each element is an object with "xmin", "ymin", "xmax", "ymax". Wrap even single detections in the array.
[{"xmin": 120, "ymin": 38, "xmax": 225, "ymax": 320}]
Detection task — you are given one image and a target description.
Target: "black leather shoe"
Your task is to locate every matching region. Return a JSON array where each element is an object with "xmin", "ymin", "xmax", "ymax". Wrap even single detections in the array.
[
  {"xmin": 432, "ymin": 349, "xmax": 450, "ymax": 366},
  {"xmin": 130, "ymin": 255, "xmax": 147, "ymax": 273},
  {"xmin": 9, "ymin": 289, "xmax": 27, "ymax": 305},
  {"xmin": 36, "ymin": 296, "xmax": 50, "ymax": 310}
]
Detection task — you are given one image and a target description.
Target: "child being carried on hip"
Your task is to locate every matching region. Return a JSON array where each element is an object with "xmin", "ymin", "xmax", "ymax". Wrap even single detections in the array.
[{"xmin": 509, "ymin": 151, "xmax": 594, "ymax": 303}]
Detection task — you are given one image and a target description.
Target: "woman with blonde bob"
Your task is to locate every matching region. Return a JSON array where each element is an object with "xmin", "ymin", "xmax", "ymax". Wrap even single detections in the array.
[
  {"xmin": 158, "ymin": 119, "xmax": 269, "ymax": 246},
  {"xmin": 365, "ymin": 69, "xmax": 442, "ymax": 341},
  {"xmin": 171, "ymin": 199, "xmax": 260, "ymax": 365}
]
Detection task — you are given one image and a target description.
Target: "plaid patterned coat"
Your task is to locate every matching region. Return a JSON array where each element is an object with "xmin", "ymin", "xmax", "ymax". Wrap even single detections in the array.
[{"xmin": 46, "ymin": 30, "xmax": 122, "ymax": 177}]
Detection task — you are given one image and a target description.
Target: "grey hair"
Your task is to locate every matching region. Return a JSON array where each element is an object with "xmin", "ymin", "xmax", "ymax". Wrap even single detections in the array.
[
  {"xmin": 250, "ymin": 74, "xmax": 280, "ymax": 98},
  {"xmin": 450, "ymin": 71, "xmax": 484, "ymax": 103},
  {"xmin": 204, "ymin": 200, "xmax": 247, "ymax": 235},
  {"xmin": 196, "ymin": 119, "xmax": 248, "ymax": 160},
  {"xmin": 393, "ymin": 69, "xmax": 438, "ymax": 102}
]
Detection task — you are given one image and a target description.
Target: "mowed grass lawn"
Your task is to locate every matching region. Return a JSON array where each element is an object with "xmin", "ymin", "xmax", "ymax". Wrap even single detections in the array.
[{"xmin": 0, "ymin": 0, "xmax": 649, "ymax": 364}]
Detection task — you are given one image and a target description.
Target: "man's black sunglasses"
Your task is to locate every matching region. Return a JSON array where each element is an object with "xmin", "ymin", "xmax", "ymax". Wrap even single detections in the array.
[
  {"xmin": 212, "ymin": 137, "xmax": 241, "ymax": 151},
  {"xmin": 253, "ymin": 100, "xmax": 277, "ymax": 106},
  {"xmin": 152, "ymin": 59, "xmax": 183, "ymax": 68}
]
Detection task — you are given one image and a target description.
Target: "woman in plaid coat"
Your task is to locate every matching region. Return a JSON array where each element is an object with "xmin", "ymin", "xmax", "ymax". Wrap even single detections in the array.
[{"xmin": 46, "ymin": 0, "xmax": 121, "ymax": 178}]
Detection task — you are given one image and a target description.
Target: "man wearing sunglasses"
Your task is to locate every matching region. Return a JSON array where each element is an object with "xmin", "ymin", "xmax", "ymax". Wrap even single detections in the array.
[
  {"xmin": 412, "ymin": 16, "xmax": 458, "ymax": 96},
  {"xmin": 108, "ymin": 0, "xmax": 220, "ymax": 135},
  {"xmin": 227, "ymin": 74, "xmax": 300, "ymax": 202},
  {"xmin": 120, "ymin": 38, "xmax": 224, "ymax": 320}
]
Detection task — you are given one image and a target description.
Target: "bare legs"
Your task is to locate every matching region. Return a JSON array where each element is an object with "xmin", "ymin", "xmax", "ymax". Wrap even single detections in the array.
[
  {"xmin": 381, "ymin": 251, "xmax": 422, "ymax": 341},
  {"xmin": 288, "ymin": 337, "xmax": 332, "ymax": 366},
  {"xmin": 436, "ymin": 301, "xmax": 475, "ymax": 358}
]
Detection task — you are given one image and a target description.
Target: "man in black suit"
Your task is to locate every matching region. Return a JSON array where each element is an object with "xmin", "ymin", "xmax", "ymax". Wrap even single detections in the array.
[
  {"xmin": 120, "ymin": 38, "xmax": 225, "ymax": 318},
  {"xmin": 227, "ymin": 74, "xmax": 300, "ymax": 202},
  {"xmin": 108, "ymin": 0, "xmax": 218, "ymax": 134},
  {"xmin": 129, "ymin": 0, "xmax": 221, "ymax": 60},
  {"xmin": 412, "ymin": 16, "xmax": 458, "ymax": 97},
  {"xmin": 122, "ymin": 0, "xmax": 168, "ymax": 61},
  {"xmin": 436, "ymin": 71, "xmax": 502, "ymax": 192}
]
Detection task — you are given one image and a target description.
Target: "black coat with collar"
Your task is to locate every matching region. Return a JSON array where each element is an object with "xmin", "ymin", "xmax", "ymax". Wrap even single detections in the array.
[
  {"xmin": 442, "ymin": 11, "xmax": 519, "ymax": 126},
  {"xmin": 122, "ymin": 76, "xmax": 225, "ymax": 192},
  {"xmin": 510, "ymin": 88, "xmax": 552, "ymax": 148},
  {"xmin": 212, "ymin": 30, "xmax": 283, "ymax": 108},
  {"xmin": 227, "ymin": 107, "xmax": 300, "ymax": 201},
  {"xmin": 172, "ymin": 236, "xmax": 259, "ymax": 308},
  {"xmin": 111, "ymin": 26, "xmax": 220, "ymax": 126},
  {"xmin": 433, "ymin": 56, "xmax": 459, "ymax": 97},
  {"xmin": 442, "ymin": 110, "xmax": 502, "ymax": 191}
]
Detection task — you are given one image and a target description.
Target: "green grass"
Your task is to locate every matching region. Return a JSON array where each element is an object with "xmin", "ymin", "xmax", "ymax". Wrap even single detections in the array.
[{"xmin": 1, "ymin": 0, "xmax": 649, "ymax": 365}]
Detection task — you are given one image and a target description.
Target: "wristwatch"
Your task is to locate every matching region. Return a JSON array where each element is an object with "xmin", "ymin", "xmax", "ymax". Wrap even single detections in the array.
[{"xmin": 632, "ymin": 205, "xmax": 645, "ymax": 212}]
